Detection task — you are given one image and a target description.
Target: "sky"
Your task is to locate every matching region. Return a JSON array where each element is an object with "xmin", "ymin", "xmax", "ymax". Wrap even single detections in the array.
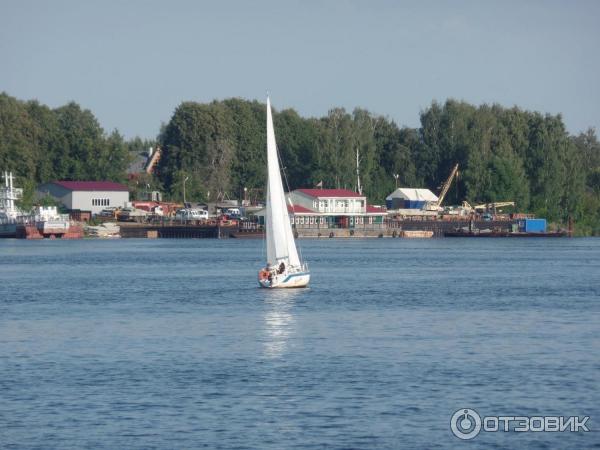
[{"xmin": 1, "ymin": 0, "xmax": 599, "ymax": 139}]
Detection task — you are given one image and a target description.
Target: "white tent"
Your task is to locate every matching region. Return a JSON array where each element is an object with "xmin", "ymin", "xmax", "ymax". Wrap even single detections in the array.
[{"xmin": 386, "ymin": 188, "xmax": 438, "ymax": 202}]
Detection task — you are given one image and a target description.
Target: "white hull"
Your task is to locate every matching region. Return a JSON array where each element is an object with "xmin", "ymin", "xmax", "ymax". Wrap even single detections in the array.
[{"xmin": 258, "ymin": 271, "xmax": 310, "ymax": 289}]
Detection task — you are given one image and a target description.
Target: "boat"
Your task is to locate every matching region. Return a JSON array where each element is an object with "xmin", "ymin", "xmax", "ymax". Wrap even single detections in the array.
[
  {"xmin": 0, "ymin": 171, "xmax": 22, "ymax": 237},
  {"xmin": 444, "ymin": 223, "xmax": 567, "ymax": 237},
  {"xmin": 1, "ymin": 171, "xmax": 82, "ymax": 239},
  {"xmin": 258, "ymin": 97, "xmax": 310, "ymax": 288}
]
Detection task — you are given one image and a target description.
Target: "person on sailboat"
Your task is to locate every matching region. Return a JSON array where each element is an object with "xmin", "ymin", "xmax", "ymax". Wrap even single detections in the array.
[
  {"xmin": 278, "ymin": 262, "xmax": 285, "ymax": 274},
  {"xmin": 259, "ymin": 264, "xmax": 271, "ymax": 283}
]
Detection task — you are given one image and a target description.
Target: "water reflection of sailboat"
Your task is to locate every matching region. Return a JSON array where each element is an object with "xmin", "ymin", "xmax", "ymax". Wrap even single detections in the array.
[{"xmin": 262, "ymin": 291, "xmax": 300, "ymax": 358}]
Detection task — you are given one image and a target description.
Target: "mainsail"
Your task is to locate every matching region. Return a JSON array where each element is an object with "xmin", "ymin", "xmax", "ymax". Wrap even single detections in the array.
[{"xmin": 265, "ymin": 97, "xmax": 301, "ymax": 268}]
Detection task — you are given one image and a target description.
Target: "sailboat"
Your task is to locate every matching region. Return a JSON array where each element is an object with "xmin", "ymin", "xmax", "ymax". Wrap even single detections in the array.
[{"xmin": 258, "ymin": 97, "xmax": 310, "ymax": 288}]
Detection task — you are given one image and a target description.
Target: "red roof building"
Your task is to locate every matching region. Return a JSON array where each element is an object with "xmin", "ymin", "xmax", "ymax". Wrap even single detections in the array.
[
  {"xmin": 295, "ymin": 188, "xmax": 364, "ymax": 198},
  {"xmin": 53, "ymin": 181, "xmax": 129, "ymax": 192},
  {"xmin": 256, "ymin": 188, "xmax": 386, "ymax": 229},
  {"xmin": 290, "ymin": 188, "xmax": 367, "ymax": 216}
]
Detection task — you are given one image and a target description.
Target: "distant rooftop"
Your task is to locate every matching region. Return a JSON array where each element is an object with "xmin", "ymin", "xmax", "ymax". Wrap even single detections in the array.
[
  {"xmin": 127, "ymin": 153, "xmax": 148, "ymax": 174},
  {"xmin": 296, "ymin": 188, "xmax": 364, "ymax": 198},
  {"xmin": 286, "ymin": 204, "xmax": 316, "ymax": 214},
  {"xmin": 52, "ymin": 181, "xmax": 129, "ymax": 192},
  {"xmin": 366, "ymin": 205, "xmax": 386, "ymax": 213}
]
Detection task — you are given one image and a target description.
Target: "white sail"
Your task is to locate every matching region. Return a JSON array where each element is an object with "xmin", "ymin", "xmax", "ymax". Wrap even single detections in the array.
[{"xmin": 265, "ymin": 97, "xmax": 301, "ymax": 268}]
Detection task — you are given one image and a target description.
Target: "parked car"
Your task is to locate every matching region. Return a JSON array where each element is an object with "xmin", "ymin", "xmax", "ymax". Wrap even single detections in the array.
[
  {"xmin": 98, "ymin": 207, "xmax": 118, "ymax": 218},
  {"xmin": 223, "ymin": 208, "xmax": 241, "ymax": 216},
  {"xmin": 117, "ymin": 207, "xmax": 149, "ymax": 222},
  {"xmin": 223, "ymin": 208, "xmax": 245, "ymax": 220},
  {"xmin": 175, "ymin": 209, "xmax": 209, "ymax": 221}
]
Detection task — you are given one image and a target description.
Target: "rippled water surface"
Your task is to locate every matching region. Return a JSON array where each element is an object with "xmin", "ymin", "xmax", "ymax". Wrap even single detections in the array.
[{"xmin": 1, "ymin": 238, "xmax": 599, "ymax": 449}]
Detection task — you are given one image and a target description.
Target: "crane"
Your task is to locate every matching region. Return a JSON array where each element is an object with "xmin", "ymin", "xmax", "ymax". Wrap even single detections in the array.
[{"xmin": 424, "ymin": 163, "xmax": 459, "ymax": 211}]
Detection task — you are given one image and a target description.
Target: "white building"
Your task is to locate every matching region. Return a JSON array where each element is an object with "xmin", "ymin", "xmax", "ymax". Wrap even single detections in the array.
[
  {"xmin": 257, "ymin": 188, "xmax": 386, "ymax": 228},
  {"xmin": 37, "ymin": 181, "xmax": 130, "ymax": 215}
]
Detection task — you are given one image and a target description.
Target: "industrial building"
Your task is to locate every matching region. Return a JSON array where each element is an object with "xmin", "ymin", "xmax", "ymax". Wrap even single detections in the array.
[{"xmin": 37, "ymin": 181, "xmax": 130, "ymax": 216}]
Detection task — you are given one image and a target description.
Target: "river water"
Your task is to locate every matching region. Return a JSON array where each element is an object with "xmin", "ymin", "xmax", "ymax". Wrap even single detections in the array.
[{"xmin": 1, "ymin": 238, "xmax": 599, "ymax": 449}]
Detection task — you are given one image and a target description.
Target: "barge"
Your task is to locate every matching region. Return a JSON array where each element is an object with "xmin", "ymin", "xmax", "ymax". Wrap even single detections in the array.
[
  {"xmin": 444, "ymin": 218, "xmax": 567, "ymax": 238},
  {"xmin": 444, "ymin": 230, "xmax": 567, "ymax": 237}
]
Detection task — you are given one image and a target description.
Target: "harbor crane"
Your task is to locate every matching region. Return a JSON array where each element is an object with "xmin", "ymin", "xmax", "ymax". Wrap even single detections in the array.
[{"xmin": 424, "ymin": 163, "xmax": 459, "ymax": 211}]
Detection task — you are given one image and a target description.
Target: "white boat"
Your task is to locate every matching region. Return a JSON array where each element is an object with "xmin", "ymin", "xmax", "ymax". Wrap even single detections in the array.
[
  {"xmin": 0, "ymin": 171, "xmax": 23, "ymax": 237},
  {"xmin": 1, "ymin": 171, "xmax": 73, "ymax": 238},
  {"xmin": 258, "ymin": 97, "xmax": 310, "ymax": 288}
]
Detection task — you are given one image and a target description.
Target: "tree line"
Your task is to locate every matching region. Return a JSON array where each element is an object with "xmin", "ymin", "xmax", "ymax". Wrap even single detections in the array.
[{"xmin": 1, "ymin": 92, "xmax": 599, "ymax": 234}]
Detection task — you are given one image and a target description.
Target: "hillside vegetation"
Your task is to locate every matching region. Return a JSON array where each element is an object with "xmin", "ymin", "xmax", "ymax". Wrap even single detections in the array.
[{"xmin": 1, "ymin": 92, "xmax": 598, "ymax": 234}]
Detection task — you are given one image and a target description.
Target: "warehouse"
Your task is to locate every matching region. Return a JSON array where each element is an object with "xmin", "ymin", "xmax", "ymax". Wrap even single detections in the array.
[{"xmin": 37, "ymin": 181, "xmax": 130, "ymax": 216}]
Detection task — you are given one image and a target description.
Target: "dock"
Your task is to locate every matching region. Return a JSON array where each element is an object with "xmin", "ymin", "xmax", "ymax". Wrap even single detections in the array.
[
  {"xmin": 118, "ymin": 223, "xmax": 237, "ymax": 239},
  {"xmin": 118, "ymin": 218, "xmax": 518, "ymax": 239}
]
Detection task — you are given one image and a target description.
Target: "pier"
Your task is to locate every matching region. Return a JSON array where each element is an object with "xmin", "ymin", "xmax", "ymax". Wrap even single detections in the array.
[
  {"xmin": 118, "ymin": 223, "xmax": 237, "ymax": 239},
  {"xmin": 114, "ymin": 218, "xmax": 518, "ymax": 239}
]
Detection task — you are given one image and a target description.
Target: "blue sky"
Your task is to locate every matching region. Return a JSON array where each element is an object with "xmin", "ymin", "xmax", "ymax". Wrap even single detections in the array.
[{"xmin": 1, "ymin": 0, "xmax": 598, "ymax": 138}]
